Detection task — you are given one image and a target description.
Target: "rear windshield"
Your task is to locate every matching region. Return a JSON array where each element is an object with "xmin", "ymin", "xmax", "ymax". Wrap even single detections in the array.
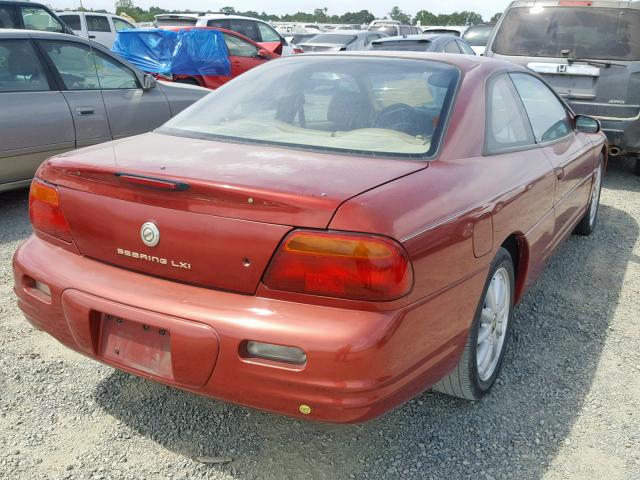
[
  {"xmin": 306, "ymin": 34, "xmax": 357, "ymax": 45},
  {"xmin": 493, "ymin": 7, "xmax": 640, "ymax": 61},
  {"xmin": 155, "ymin": 17, "xmax": 197, "ymax": 27},
  {"xmin": 370, "ymin": 26, "xmax": 399, "ymax": 36},
  {"xmin": 462, "ymin": 25, "xmax": 493, "ymax": 46},
  {"xmin": 369, "ymin": 40, "xmax": 431, "ymax": 52},
  {"xmin": 160, "ymin": 57, "xmax": 460, "ymax": 158}
]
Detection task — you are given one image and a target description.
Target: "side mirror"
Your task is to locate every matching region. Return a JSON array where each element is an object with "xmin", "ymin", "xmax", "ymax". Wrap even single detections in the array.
[
  {"xmin": 142, "ymin": 73, "xmax": 157, "ymax": 90},
  {"xmin": 575, "ymin": 115, "xmax": 600, "ymax": 134},
  {"xmin": 256, "ymin": 49, "xmax": 272, "ymax": 60}
]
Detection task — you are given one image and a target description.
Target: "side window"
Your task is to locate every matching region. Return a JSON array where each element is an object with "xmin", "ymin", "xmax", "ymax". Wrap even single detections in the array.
[
  {"xmin": 20, "ymin": 7, "xmax": 64, "ymax": 33},
  {"xmin": 0, "ymin": 40, "xmax": 50, "ymax": 92},
  {"xmin": 59, "ymin": 15, "xmax": 81, "ymax": 31},
  {"xmin": 257, "ymin": 22, "xmax": 281, "ymax": 42},
  {"xmin": 444, "ymin": 40, "xmax": 461, "ymax": 54},
  {"xmin": 113, "ymin": 18, "xmax": 134, "ymax": 32},
  {"xmin": 458, "ymin": 41, "xmax": 475, "ymax": 55},
  {"xmin": 0, "ymin": 6, "xmax": 17, "ymax": 28},
  {"xmin": 229, "ymin": 19, "xmax": 260, "ymax": 42},
  {"xmin": 207, "ymin": 19, "xmax": 229, "ymax": 29},
  {"xmin": 510, "ymin": 73, "xmax": 572, "ymax": 142},
  {"xmin": 224, "ymin": 33, "xmax": 258, "ymax": 57},
  {"xmin": 364, "ymin": 34, "xmax": 378, "ymax": 46},
  {"xmin": 486, "ymin": 74, "xmax": 535, "ymax": 152},
  {"xmin": 39, "ymin": 40, "xmax": 100, "ymax": 90},
  {"xmin": 92, "ymin": 51, "xmax": 138, "ymax": 89},
  {"xmin": 86, "ymin": 15, "xmax": 111, "ymax": 33}
]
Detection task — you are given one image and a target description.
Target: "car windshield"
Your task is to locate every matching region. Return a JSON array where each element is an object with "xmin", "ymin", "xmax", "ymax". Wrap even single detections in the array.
[
  {"xmin": 370, "ymin": 40, "xmax": 431, "ymax": 52},
  {"xmin": 306, "ymin": 34, "xmax": 357, "ymax": 45},
  {"xmin": 370, "ymin": 26, "xmax": 398, "ymax": 36},
  {"xmin": 160, "ymin": 57, "xmax": 460, "ymax": 157},
  {"xmin": 462, "ymin": 25, "xmax": 493, "ymax": 46},
  {"xmin": 493, "ymin": 7, "xmax": 640, "ymax": 61}
]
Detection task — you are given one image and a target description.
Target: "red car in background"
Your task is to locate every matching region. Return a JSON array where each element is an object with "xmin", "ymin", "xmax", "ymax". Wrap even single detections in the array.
[
  {"xmin": 14, "ymin": 53, "xmax": 606, "ymax": 423},
  {"xmin": 162, "ymin": 26, "xmax": 278, "ymax": 89}
]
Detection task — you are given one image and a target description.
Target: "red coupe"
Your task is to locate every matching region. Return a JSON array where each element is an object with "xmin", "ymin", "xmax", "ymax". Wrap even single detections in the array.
[
  {"xmin": 13, "ymin": 53, "xmax": 607, "ymax": 423},
  {"xmin": 163, "ymin": 27, "xmax": 278, "ymax": 89}
]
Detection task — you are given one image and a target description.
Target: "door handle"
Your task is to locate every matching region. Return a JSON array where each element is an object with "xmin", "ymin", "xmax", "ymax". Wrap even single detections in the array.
[
  {"xmin": 555, "ymin": 167, "xmax": 565, "ymax": 180},
  {"xmin": 88, "ymin": 35, "xmax": 96, "ymax": 39},
  {"xmin": 75, "ymin": 107, "xmax": 95, "ymax": 116}
]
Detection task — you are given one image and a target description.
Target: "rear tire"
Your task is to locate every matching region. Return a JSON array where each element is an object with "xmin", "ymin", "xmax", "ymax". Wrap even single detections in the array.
[
  {"xmin": 433, "ymin": 247, "xmax": 515, "ymax": 400},
  {"xmin": 574, "ymin": 154, "xmax": 604, "ymax": 236}
]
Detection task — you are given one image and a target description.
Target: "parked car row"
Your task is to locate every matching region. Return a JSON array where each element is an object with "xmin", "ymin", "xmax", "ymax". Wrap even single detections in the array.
[{"xmin": 0, "ymin": 30, "xmax": 208, "ymax": 192}]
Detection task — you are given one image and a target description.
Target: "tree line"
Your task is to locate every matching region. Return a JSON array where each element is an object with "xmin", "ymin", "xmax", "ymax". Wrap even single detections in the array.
[{"xmin": 111, "ymin": 1, "xmax": 501, "ymax": 25}]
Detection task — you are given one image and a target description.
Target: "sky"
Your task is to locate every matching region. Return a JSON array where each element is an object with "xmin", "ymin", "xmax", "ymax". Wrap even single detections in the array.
[{"xmin": 48, "ymin": 0, "xmax": 511, "ymax": 22}]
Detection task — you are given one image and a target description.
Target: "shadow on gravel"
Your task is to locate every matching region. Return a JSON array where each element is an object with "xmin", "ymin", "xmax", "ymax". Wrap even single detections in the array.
[
  {"xmin": 95, "ymin": 170, "xmax": 639, "ymax": 480},
  {"xmin": 0, "ymin": 188, "xmax": 31, "ymax": 246}
]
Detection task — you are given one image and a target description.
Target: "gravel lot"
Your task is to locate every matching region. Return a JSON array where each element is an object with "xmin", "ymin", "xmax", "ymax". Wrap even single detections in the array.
[{"xmin": 0, "ymin": 161, "xmax": 639, "ymax": 480}]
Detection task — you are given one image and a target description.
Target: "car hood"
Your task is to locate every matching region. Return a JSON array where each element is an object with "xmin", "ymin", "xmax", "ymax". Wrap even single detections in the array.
[{"xmin": 39, "ymin": 131, "xmax": 428, "ymax": 228}]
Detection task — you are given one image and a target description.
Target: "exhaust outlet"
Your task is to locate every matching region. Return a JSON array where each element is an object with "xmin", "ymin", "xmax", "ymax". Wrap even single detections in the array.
[{"xmin": 609, "ymin": 146, "xmax": 622, "ymax": 157}]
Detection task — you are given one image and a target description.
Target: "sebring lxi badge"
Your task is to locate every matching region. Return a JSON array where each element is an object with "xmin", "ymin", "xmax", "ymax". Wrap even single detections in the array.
[
  {"xmin": 140, "ymin": 221, "xmax": 160, "ymax": 247},
  {"xmin": 114, "ymin": 221, "xmax": 192, "ymax": 270}
]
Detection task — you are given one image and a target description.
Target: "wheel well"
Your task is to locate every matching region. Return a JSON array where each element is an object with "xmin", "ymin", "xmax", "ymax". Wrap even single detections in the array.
[{"xmin": 501, "ymin": 234, "xmax": 528, "ymax": 303}]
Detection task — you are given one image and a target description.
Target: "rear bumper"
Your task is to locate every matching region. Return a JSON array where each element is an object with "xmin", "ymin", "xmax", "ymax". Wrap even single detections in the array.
[
  {"xmin": 587, "ymin": 116, "xmax": 640, "ymax": 156},
  {"xmin": 13, "ymin": 235, "xmax": 484, "ymax": 423}
]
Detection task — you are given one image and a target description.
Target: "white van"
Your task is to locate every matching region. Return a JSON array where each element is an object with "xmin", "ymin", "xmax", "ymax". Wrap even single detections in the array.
[{"xmin": 57, "ymin": 11, "xmax": 136, "ymax": 48}]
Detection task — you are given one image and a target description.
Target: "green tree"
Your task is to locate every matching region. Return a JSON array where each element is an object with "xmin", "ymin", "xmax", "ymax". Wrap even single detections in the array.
[
  {"xmin": 220, "ymin": 6, "xmax": 236, "ymax": 14},
  {"xmin": 490, "ymin": 12, "xmax": 502, "ymax": 22},
  {"xmin": 389, "ymin": 6, "xmax": 411, "ymax": 24},
  {"xmin": 341, "ymin": 10, "xmax": 375, "ymax": 25},
  {"xmin": 414, "ymin": 10, "xmax": 437, "ymax": 26}
]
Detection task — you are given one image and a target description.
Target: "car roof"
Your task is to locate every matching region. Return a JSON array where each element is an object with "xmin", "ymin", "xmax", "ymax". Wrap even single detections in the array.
[
  {"xmin": 296, "ymin": 50, "xmax": 521, "ymax": 73},
  {"xmin": 0, "ymin": 1, "xmax": 48, "ymax": 5},
  {"xmin": 196, "ymin": 14, "xmax": 270, "ymax": 23},
  {"xmin": 375, "ymin": 34, "xmax": 447, "ymax": 42},
  {"xmin": 0, "ymin": 29, "xmax": 79, "ymax": 40},
  {"xmin": 55, "ymin": 11, "xmax": 123, "ymax": 17},
  {"xmin": 506, "ymin": 0, "xmax": 640, "ymax": 8}
]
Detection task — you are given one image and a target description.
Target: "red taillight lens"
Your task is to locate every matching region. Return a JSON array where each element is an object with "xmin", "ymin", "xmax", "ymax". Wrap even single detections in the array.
[
  {"xmin": 263, "ymin": 231, "xmax": 413, "ymax": 301},
  {"xmin": 29, "ymin": 179, "xmax": 72, "ymax": 242}
]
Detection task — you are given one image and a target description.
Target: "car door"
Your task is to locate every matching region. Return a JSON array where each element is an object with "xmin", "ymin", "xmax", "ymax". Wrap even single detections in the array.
[
  {"xmin": 484, "ymin": 73, "xmax": 557, "ymax": 281},
  {"xmin": 510, "ymin": 73, "xmax": 596, "ymax": 239},
  {"xmin": 224, "ymin": 32, "xmax": 267, "ymax": 78},
  {"xmin": 85, "ymin": 14, "xmax": 114, "ymax": 48},
  {"xmin": 0, "ymin": 38, "xmax": 74, "ymax": 187},
  {"xmin": 90, "ymin": 48, "xmax": 172, "ymax": 139},
  {"xmin": 256, "ymin": 21, "xmax": 284, "ymax": 54},
  {"xmin": 37, "ymin": 39, "xmax": 112, "ymax": 148}
]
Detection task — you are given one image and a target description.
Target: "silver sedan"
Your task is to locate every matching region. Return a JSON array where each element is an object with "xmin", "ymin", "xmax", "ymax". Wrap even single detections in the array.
[{"xmin": 0, "ymin": 30, "xmax": 210, "ymax": 192}]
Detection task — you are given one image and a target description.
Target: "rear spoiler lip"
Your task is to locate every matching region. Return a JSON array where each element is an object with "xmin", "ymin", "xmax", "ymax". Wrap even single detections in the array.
[{"xmin": 114, "ymin": 173, "xmax": 191, "ymax": 191}]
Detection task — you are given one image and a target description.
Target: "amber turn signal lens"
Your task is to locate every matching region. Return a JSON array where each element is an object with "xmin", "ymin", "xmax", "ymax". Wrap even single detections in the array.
[
  {"xmin": 29, "ymin": 179, "xmax": 72, "ymax": 242},
  {"xmin": 264, "ymin": 230, "xmax": 413, "ymax": 302}
]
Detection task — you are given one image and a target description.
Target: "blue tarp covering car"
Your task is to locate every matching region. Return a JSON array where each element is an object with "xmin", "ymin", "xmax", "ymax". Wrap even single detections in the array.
[{"xmin": 112, "ymin": 28, "xmax": 231, "ymax": 77}]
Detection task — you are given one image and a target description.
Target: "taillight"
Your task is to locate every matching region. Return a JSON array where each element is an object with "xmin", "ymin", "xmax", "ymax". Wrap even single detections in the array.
[
  {"xmin": 29, "ymin": 179, "xmax": 72, "ymax": 242},
  {"xmin": 293, "ymin": 47, "xmax": 304, "ymax": 54},
  {"xmin": 263, "ymin": 230, "xmax": 413, "ymax": 301}
]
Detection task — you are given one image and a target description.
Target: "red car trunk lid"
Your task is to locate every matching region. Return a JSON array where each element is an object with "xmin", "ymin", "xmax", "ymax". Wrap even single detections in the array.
[{"xmin": 40, "ymin": 132, "xmax": 426, "ymax": 293}]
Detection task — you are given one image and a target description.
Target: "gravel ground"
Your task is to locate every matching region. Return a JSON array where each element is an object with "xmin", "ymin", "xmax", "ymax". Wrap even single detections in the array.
[{"xmin": 0, "ymin": 161, "xmax": 639, "ymax": 480}]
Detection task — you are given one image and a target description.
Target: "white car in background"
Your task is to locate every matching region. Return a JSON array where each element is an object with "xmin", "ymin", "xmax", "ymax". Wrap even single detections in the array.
[
  {"xmin": 421, "ymin": 25, "xmax": 468, "ymax": 37},
  {"xmin": 154, "ymin": 13, "xmax": 296, "ymax": 56},
  {"xmin": 57, "ymin": 11, "xmax": 135, "ymax": 48}
]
